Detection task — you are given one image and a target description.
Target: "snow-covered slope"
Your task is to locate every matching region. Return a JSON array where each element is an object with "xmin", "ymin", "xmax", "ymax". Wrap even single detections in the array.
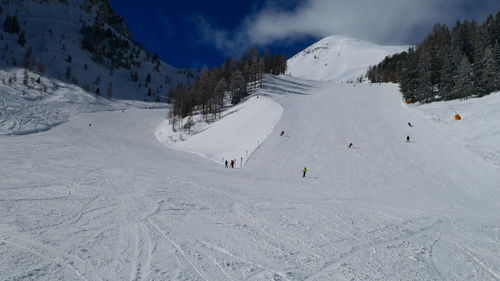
[
  {"xmin": 156, "ymin": 93, "xmax": 283, "ymax": 167},
  {"xmin": 287, "ymin": 35, "xmax": 409, "ymax": 82},
  {"xmin": 0, "ymin": 0, "xmax": 195, "ymax": 101},
  {"xmin": 2, "ymin": 75, "xmax": 500, "ymax": 280},
  {"xmin": 414, "ymin": 91, "xmax": 500, "ymax": 168},
  {"xmin": 0, "ymin": 68, "xmax": 166, "ymax": 135}
]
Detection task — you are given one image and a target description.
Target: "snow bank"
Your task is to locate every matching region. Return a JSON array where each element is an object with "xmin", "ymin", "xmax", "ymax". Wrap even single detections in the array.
[{"xmin": 155, "ymin": 94, "xmax": 283, "ymax": 166}]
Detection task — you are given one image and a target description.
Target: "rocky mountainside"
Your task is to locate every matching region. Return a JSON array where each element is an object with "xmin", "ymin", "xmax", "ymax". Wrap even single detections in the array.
[{"xmin": 0, "ymin": 0, "xmax": 196, "ymax": 101}]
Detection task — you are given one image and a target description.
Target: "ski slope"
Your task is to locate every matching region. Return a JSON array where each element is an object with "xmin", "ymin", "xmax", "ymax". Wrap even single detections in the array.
[
  {"xmin": 287, "ymin": 35, "xmax": 409, "ymax": 82},
  {"xmin": 2, "ymin": 76, "xmax": 500, "ymax": 280}
]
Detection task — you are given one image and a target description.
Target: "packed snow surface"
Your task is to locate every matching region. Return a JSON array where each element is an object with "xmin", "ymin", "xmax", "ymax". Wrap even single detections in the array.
[
  {"xmin": 287, "ymin": 35, "xmax": 409, "ymax": 82},
  {"xmin": 156, "ymin": 94, "xmax": 283, "ymax": 166},
  {"xmin": 2, "ymin": 75, "xmax": 500, "ymax": 280}
]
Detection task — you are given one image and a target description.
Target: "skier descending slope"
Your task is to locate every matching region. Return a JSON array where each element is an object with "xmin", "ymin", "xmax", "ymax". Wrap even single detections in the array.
[{"xmin": 302, "ymin": 167, "xmax": 308, "ymax": 178}]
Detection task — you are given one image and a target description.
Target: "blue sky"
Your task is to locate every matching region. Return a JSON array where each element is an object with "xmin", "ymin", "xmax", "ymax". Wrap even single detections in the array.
[
  {"xmin": 108, "ymin": 0, "xmax": 305, "ymax": 68},
  {"xmin": 109, "ymin": 0, "xmax": 500, "ymax": 69}
]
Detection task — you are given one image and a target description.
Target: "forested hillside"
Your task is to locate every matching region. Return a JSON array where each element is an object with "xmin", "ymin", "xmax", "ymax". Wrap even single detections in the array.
[
  {"xmin": 168, "ymin": 48, "xmax": 287, "ymax": 131},
  {"xmin": 366, "ymin": 11, "xmax": 500, "ymax": 103}
]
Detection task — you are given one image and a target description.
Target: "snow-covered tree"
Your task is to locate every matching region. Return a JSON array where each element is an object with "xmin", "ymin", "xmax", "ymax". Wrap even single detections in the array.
[{"xmin": 451, "ymin": 55, "xmax": 475, "ymax": 99}]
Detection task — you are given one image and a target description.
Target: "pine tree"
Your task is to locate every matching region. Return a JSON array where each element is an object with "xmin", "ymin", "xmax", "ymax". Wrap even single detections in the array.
[
  {"xmin": 478, "ymin": 47, "xmax": 499, "ymax": 95},
  {"xmin": 17, "ymin": 31, "xmax": 26, "ymax": 47},
  {"xmin": 132, "ymin": 71, "xmax": 139, "ymax": 82},
  {"xmin": 451, "ymin": 55, "xmax": 475, "ymax": 99},
  {"xmin": 415, "ymin": 51, "xmax": 433, "ymax": 102},
  {"xmin": 23, "ymin": 69, "xmax": 29, "ymax": 86},
  {"xmin": 263, "ymin": 48, "xmax": 271, "ymax": 73},
  {"xmin": 493, "ymin": 41, "xmax": 500, "ymax": 91},
  {"xmin": 472, "ymin": 28, "xmax": 490, "ymax": 92},
  {"xmin": 400, "ymin": 48, "xmax": 418, "ymax": 101},
  {"xmin": 12, "ymin": 16, "xmax": 19, "ymax": 33},
  {"xmin": 493, "ymin": 40, "xmax": 500, "ymax": 65},
  {"xmin": 23, "ymin": 47, "xmax": 33, "ymax": 69},
  {"xmin": 439, "ymin": 51, "xmax": 456, "ymax": 98},
  {"xmin": 214, "ymin": 77, "xmax": 228, "ymax": 117},
  {"xmin": 37, "ymin": 60, "xmax": 45, "ymax": 75},
  {"xmin": 107, "ymin": 81, "xmax": 113, "ymax": 98},
  {"xmin": 65, "ymin": 66, "xmax": 72, "ymax": 79},
  {"xmin": 3, "ymin": 15, "xmax": 20, "ymax": 34},
  {"xmin": 230, "ymin": 70, "xmax": 246, "ymax": 104},
  {"xmin": 146, "ymin": 73, "xmax": 151, "ymax": 83},
  {"xmin": 94, "ymin": 74, "xmax": 101, "ymax": 86}
]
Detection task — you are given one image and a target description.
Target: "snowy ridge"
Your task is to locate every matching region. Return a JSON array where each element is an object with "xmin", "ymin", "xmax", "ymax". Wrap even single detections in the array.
[{"xmin": 287, "ymin": 35, "xmax": 409, "ymax": 82}]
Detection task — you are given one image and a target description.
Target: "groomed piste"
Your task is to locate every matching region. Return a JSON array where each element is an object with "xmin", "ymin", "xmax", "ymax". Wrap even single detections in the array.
[{"xmin": 2, "ymin": 71, "xmax": 500, "ymax": 280}]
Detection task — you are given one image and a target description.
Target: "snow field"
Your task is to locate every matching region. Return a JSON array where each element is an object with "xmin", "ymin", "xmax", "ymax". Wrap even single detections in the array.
[{"xmin": 1, "ymin": 75, "xmax": 500, "ymax": 280}]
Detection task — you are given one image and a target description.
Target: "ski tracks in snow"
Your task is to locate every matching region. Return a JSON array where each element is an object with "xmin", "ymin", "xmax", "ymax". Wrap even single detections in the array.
[
  {"xmin": 147, "ymin": 217, "xmax": 212, "ymax": 281},
  {"xmin": 442, "ymin": 236, "xmax": 500, "ymax": 280}
]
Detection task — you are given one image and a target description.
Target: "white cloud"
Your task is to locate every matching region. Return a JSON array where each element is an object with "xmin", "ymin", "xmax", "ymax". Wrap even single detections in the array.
[{"xmin": 197, "ymin": 0, "xmax": 500, "ymax": 54}]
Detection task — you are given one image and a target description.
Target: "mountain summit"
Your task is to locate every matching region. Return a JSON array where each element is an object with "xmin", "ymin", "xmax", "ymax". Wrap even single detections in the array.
[{"xmin": 287, "ymin": 35, "xmax": 409, "ymax": 82}]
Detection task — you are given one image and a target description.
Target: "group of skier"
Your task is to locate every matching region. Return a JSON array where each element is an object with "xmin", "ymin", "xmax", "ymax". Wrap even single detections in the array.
[
  {"xmin": 225, "ymin": 157, "xmax": 243, "ymax": 169},
  {"xmin": 225, "ymin": 159, "xmax": 236, "ymax": 168},
  {"xmin": 225, "ymin": 121, "xmax": 415, "ymax": 178},
  {"xmin": 406, "ymin": 122, "xmax": 413, "ymax": 143},
  {"xmin": 302, "ymin": 121, "xmax": 415, "ymax": 178}
]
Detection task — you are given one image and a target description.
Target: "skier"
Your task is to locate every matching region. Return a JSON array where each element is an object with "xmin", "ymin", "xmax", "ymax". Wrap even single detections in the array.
[
  {"xmin": 89, "ymin": 123, "xmax": 92, "ymax": 127},
  {"xmin": 406, "ymin": 135, "xmax": 410, "ymax": 143},
  {"xmin": 230, "ymin": 159, "xmax": 235, "ymax": 168},
  {"xmin": 348, "ymin": 143, "xmax": 353, "ymax": 148},
  {"xmin": 302, "ymin": 167, "xmax": 308, "ymax": 178},
  {"xmin": 408, "ymin": 122, "xmax": 412, "ymax": 127},
  {"xmin": 280, "ymin": 130, "xmax": 285, "ymax": 136},
  {"xmin": 225, "ymin": 160, "xmax": 228, "ymax": 168}
]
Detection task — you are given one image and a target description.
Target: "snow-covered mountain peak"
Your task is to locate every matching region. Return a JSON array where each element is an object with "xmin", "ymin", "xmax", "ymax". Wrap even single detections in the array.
[{"xmin": 287, "ymin": 35, "xmax": 409, "ymax": 82}]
